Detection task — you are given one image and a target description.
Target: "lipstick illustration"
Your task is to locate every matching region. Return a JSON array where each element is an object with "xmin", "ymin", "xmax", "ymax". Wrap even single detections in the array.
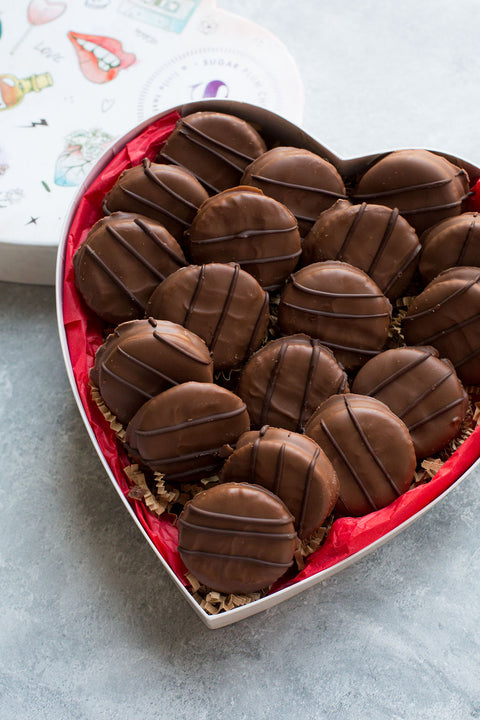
[{"xmin": 67, "ymin": 31, "xmax": 136, "ymax": 83}]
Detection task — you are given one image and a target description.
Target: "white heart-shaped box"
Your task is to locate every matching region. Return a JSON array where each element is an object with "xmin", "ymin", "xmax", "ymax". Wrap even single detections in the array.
[{"xmin": 56, "ymin": 100, "xmax": 480, "ymax": 629}]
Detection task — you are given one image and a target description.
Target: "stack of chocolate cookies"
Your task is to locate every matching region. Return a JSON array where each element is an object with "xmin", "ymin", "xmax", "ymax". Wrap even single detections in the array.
[{"xmin": 73, "ymin": 109, "xmax": 477, "ymax": 596}]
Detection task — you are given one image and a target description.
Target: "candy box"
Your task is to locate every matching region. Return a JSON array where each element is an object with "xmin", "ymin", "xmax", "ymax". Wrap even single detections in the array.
[{"xmin": 56, "ymin": 100, "xmax": 480, "ymax": 629}]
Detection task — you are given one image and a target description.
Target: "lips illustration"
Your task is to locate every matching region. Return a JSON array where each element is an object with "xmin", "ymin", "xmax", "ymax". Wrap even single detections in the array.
[{"xmin": 68, "ymin": 31, "xmax": 136, "ymax": 84}]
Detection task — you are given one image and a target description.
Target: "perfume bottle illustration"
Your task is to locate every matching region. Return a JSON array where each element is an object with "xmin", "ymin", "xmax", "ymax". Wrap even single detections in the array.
[{"xmin": 0, "ymin": 72, "xmax": 53, "ymax": 111}]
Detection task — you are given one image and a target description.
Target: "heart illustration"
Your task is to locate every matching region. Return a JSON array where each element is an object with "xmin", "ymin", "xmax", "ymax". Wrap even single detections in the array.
[
  {"xmin": 27, "ymin": 0, "xmax": 67, "ymax": 25},
  {"xmin": 57, "ymin": 100, "xmax": 480, "ymax": 628}
]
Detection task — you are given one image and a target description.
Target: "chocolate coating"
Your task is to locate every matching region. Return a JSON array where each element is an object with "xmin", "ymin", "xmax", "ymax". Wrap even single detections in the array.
[
  {"xmin": 103, "ymin": 159, "xmax": 209, "ymax": 243},
  {"xmin": 305, "ymin": 394, "xmax": 416, "ymax": 517},
  {"xmin": 241, "ymin": 146, "xmax": 347, "ymax": 237},
  {"xmin": 124, "ymin": 381, "xmax": 250, "ymax": 482},
  {"xmin": 302, "ymin": 199, "xmax": 421, "ymax": 299},
  {"xmin": 187, "ymin": 187, "xmax": 301, "ymax": 290},
  {"xmin": 404, "ymin": 266, "xmax": 480, "ymax": 385},
  {"xmin": 353, "ymin": 149, "xmax": 470, "ymax": 235},
  {"xmin": 178, "ymin": 482, "xmax": 297, "ymax": 594},
  {"xmin": 158, "ymin": 111, "xmax": 267, "ymax": 194},
  {"xmin": 419, "ymin": 212, "xmax": 480, "ymax": 284},
  {"xmin": 220, "ymin": 426, "xmax": 339, "ymax": 538},
  {"xmin": 73, "ymin": 212, "xmax": 186, "ymax": 324},
  {"xmin": 146, "ymin": 263, "xmax": 270, "ymax": 370},
  {"xmin": 278, "ymin": 261, "xmax": 392, "ymax": 371},
  {"xmin": 352, "ymin": 346, "xmax": 468, "ymax": 458},
  {"xmin": 237, "ymin": 334, "xmax": 348, "ymax": 432},
  {"xmin": 90, "ymin": 318, "xmax": 213, "ymax": 425}
]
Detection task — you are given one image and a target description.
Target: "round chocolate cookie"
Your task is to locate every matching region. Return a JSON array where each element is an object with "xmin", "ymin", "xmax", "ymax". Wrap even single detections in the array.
[
  {"xmin": 302, "ymin": 199, "xmax": 421, "ymax": 299},
  {"xmin": 103, "ymin": 159, "xmax": 209, "ymax": 243},
  {"xmin": 305, "ymin": 394, "xmax": 416, "ymax": 517},
  {"xmin": 278, "ymin": 261, "xmax": 392, "ymax": 371},
  {"xmin": 158, "ymin": 111, "xmax": 267, "ymax": 194},
  {"xmin": 237, "ymin": 334, "xmax": 348, "ymax": 432},
  {"xmin": 419, "ymin": 212, "xmax": 480, "ymax": 284},
  {"xmin": 73, "ymin": 212, "xmax": 186, "ymax": 324},
  {"xmin": 124, "ymin": 381, "xmax": 250, "ymax": 482},
  {"xmin": 220, "ymin": 426, "xmax": 339, "ymax": 538},
  {"xmin": 146, "ymin": 263, "xmax": 270, "ymax": 370},
  {"xmin": 90, "ymin": 318, "xmax": 214, "ymax": 425},
  {"xmin": 404, "ymin": 266, "xmax": 480, "ymax": 385},
  {"xmin": 187, "ymin": 187, "xmax": 301, "ymax": 290},
  {"xmin": 353, "ymin": 149, "xmax": 470, "ymax": 235},
  {"xmin": 241, "ymin": 146, "xmax": 347, "ymax": 237},
  {"xmin": 178, "ymin": 482, "xmax": 298, "ymax": 594},
  {"xmin": 352, "ymin": 346, "xmax": 468, "ymax": 458}
]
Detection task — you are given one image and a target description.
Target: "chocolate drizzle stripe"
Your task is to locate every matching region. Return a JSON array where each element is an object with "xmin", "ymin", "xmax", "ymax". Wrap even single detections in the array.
[
  {"xmin": 120, "ymin": 187, "xmax": 190, "ymax": 227},
  {"xmin": 234, "ymin": 249, "xmax": 302, "ymax": 265},
  {"xmin": 178, "ymin": 547, "xmax": 294, "ymax": 569},
  {"xmin": 407, "ymin": 396, "xmax": 467, "ymax": 432},
  {"xmin": 367, "ymin": 208, "xmax": 399, "ymax": 275},
  {"xmin": 142, "ymin": 445, "xmax": 226, "ymax": 466},
  {"xmin": 152, "ymin": 329, "xmax": 211, "ymax": 365},
  {"xmin": 260, "ymin": 339, "xmax": 289, "ymax": 426},
  {"xmin": 175, "ymin": 127, "xmax": 249, "ymax": 173},
  {"xmin": 343, "ymin": 395, "xmax": 401, "ymax": 498},
  {"xmin": 187, "ymin": 503, "xmax": 294, "ymax": 525},
  {"xmin": 249, "ymin": 436, "xmax": 261, "ymax": 480},
  {"xmin": 116, "ymin": 345, "xmax": 181, "ymax": 384},
  {"xmin": 100, "ymin": 364, "xmax": 154, "ymax": 399},
  {"xmin": 244, "ymin": 291, "xmax": 270, "ymax": 360},
  {"xmin": 281, "ymin": 300, "xmax": 390, "ymax": 319},
  {"xmin": 319, "ymin": 417, "xmax": 379, "ymax": 512},
  {"xmin": 298, "ymin": 446, "xmax": 320, "ymax": 537},
  {"xmin": 382, "ymin": 243, "xmax": 422, "ymax": 296},
  {"xmin": 133, "ymin": 217, "xmax": 186, "ymax": 266},
  {"xmin": 178, "ymin": 119, "xmax": 257, "ymax": 162},
  {"xmin": 135, "ymin": 404, "xmax": 247, "ymax": 436},
  {"xmin": 290, "ymin": 275, "xmax": 386, "ymax": 299},
  {"xmin": 456, "ymin": 214, "xmax": 478, "ymax": 266},
  {"xmin": 411, "ymin": 310, "xmax": 480, "ymax": 345},
  {"xmin": 184, "ymin": 264, "xmax": 206, "ymax": 327},
  {"xmin": 398, "ymin": 367, "xmax": 454, "ymax": 422},
  {"xmin": 191, "ymin": 225, "xmax": 298, "ymax": 245},
  {"xmin": 250, "ymin": 173, "xmax": 348, "ymax": 199},
  {"xmin": 84, "ymin": 246, "xmax": 145, "ymax": 310},
  {"xmin": 405, "ymin": 272, "xmax": 480, "ymax": 321},
  {"xmin": 143, "ymin": 160, "xmax": 199, "ymax": 211},
  {"xmin": 454, "ymin": 343, "xmax": 480, "ymax": 370},
  {"xmin": 160, "ymin": 153, "xmax": 220, "ymax": 194},
  {"xmin": 180, "ymin": 518, "xmax": 293, "ymax": 541},
  {"xmin": 338, "ymin": 203, "xmax": 367, "ymax": 258},
  {"xmin": 298, "ymin": 340, "xmax": 322, "ymax": 431},
  {"xmin": 365, "ymin": 349, "xmax": 435, "ymax": 397},
  {"xmin": 313, "ymin": 339, "xmax": 381, "ymax": 356},
  {"xmin": 353, "ymin": 170, "xmax": 467, "ymax": 201},
  {"xmin": 273, "ymin": 443, "xmax": 286, "ymax": 497},
  {"xmin": 210, "ymin": 264, "xmax": 240, "ymax": 353},
  {"xmin": 396, "ymin": 197, "xmax": 468, "ymax": 216},
  {"xmin": 105, "ymin": 225, "xmax": 166, "ymax": 281}
]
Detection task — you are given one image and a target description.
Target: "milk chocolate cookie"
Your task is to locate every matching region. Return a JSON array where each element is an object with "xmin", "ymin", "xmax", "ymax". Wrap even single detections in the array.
[
  {"xmin": 103, "ymin": 159, "xmax": 209, "ymax": 243},
  {"xmin": 73, "ymin": 212, "xmax": 186, "ymax": 324},
  {"xmin": 353, "ymin": 149, "xmax": 470, "ymax": 235},
  {"xmin": 146, "ymin": 263, "xmax": 270, "ymax": 370},
  {"xmin": 124, "ymin": 381, "xmax": 249, "ymax": 482},
  {"xmin": 178, "ymin": 482, "xmax": 298, "ymax": 594},
  {"xmin": 404, "ymin": 266, "xmax": 480, "ymax": 385},
  {"xmin": 302, "ymin": 200, "xmax": 421, "ymax": 299},
  {"xmin": 278, "ymin": 261, "xmax": 392, "ymax": 371},
  {"xmin": 237, "ymin": 334, "xmax": 348, "ymax": 432},
  {"xmin": 187, "ymin": 187, "xmax": 301, "ymax": 290},
  {"xmin": 241, "ymin": 146, "xmax": 347, "ymax": 236},
  {"xmin": 305, "ymin": 394, "xmax": 416, "ymax": 517},
  {"xmin": 352, "ymin": 346, "xmax": 468, "ymax": 458},
  {"xmin": 220, "ymin": 426, "xmax": 339, "ymax": 538},
  {"xmin": 158, "ymin": 111, "xmax": 267, "ymax": 193},
  {"xmin": 90, "ymin": 318, "xmax": 213, "ymax": 425},
  {"xmin": 419, "ymin": 212, "xmax": 480, "ymax": 283}
]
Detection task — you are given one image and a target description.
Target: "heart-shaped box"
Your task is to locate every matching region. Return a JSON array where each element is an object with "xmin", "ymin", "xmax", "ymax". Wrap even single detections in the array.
[{"xmin": 56, "ymin": 99, "xmax": 480, "ymax": 629}]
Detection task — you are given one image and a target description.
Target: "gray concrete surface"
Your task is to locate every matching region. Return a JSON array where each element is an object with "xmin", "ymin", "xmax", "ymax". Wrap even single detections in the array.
[{"xmin": 2, "ymin": 1, "xmax": 480, "ymax": 718}]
